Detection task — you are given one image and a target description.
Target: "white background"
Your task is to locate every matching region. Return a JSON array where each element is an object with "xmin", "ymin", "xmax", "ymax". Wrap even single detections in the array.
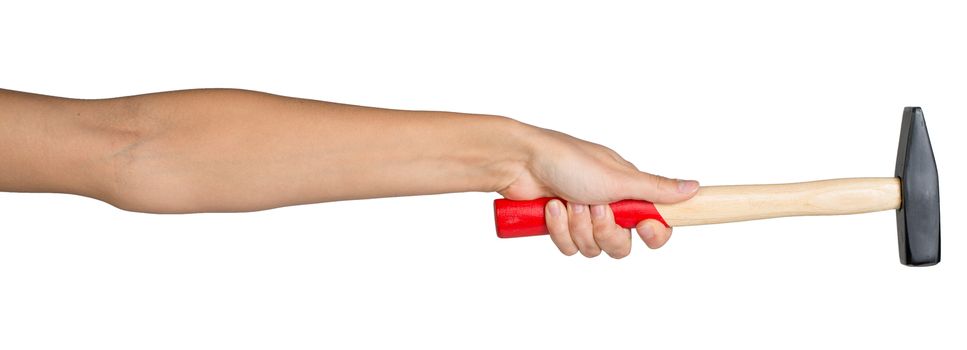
[{"xmin": 1, "ymin": 1, "xmax": 964, "ymax": 349}]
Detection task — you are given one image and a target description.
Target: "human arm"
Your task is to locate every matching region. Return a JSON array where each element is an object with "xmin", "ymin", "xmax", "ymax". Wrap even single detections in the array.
[{"xmin": 0, "ymin": 88, "xmax": 698, "ymax": 256}]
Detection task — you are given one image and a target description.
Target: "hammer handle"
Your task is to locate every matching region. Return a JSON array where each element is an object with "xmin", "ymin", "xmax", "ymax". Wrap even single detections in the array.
[{"xmin": 494, "ymin": 177, "xmax": 901, "ymax": 238}]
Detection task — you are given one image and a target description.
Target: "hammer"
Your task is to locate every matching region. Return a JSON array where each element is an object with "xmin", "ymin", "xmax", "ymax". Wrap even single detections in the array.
[{"xmin": 493, "ymin": 107, "xmax": 941, "ymax": 266}]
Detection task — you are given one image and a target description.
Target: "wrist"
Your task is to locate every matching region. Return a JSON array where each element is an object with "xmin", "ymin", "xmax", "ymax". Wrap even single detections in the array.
[{"xmin": 473, "ymin": 115, "xmax": 537, "ymax": 193}]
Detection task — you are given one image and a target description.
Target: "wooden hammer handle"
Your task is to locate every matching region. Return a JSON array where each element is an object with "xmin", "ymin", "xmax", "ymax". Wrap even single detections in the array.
[
  {"xmin": 494, "ymin": 177, "xmax": 901, "ymax": 238},
  {"xmin": 656, "ymin": 177, "xmax": 900, "ymax": 226}
]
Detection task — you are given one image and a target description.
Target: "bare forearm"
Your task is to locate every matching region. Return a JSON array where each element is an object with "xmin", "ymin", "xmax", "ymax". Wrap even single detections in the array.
[
  {"xmin": 0, "ymin": 89, "xmax": 131, "ymax": 199},
  {"xmin": 1, "ymin": 89, "xmax": 534, "ymax": 213}
]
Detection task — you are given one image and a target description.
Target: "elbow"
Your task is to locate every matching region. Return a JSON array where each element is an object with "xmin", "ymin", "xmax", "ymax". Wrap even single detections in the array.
[
  {"xmin": 103, "ymin": 173, "xmax": 201, "ymax": 214},
  {"xmin": 92, "ymin": 96, "xmax": 200, "ymax": 214},
  {"xmin": 102, "ymin": 149, "xmax": 203, "ymax": 215},
  {"xmin": 103, "ymin": 153, "xmax": 205, "ymax": 214}
]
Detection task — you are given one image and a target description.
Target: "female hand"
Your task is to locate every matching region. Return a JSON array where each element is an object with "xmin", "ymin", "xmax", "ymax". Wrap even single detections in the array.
[{"xmin": 497, "ymin": 126, "xmax": 699, "ymax": 258}]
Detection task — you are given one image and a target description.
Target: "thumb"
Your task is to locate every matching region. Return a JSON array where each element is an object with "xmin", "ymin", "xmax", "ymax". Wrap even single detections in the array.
[{"xmin": 621, "ymin": 171, "xmax": 699, "ymax": 204}]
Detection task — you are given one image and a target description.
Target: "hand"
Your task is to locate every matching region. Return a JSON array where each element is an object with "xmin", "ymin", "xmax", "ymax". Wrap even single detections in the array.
[{"xmin": 497, "ymin": 126, "xmax": 699, "ymax": 258}]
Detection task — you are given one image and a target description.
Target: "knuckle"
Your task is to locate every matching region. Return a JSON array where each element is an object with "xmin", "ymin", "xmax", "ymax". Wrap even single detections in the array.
[
  {"xmin": 579, "ymin": 241, "xmax": 596, "ymax": 255},
  {"xmin": 592, "ymin": 219, "xmax": 614, "ymax": 235},
  {"xmin": 581, "ymin": 248, "xmax": 602, "ymax": 258},
  {"xmin": 591, "ymin": 224, "xmax": 609, "ymax": 240},
  {"xmin": 604, "ymin": 237, "xmax": 632, "ymax": 259},
  {"xmin": 617, "ymin": 243, "xmax": 633, "ymax": 258},
  {"xmin": 549, "ymin": 234, "xmax": 577, "ymax": 256},
  {"xmin": 547, "ymin": 217, "xmax": 568, "ymax": 234},
  {"xmin": 607, "ymin": 249, "xmax": 630, "ymax": 259},
  {"xmin": 574, "ymin": 238, "xmax": 595, "ymax": 251},
  {"xmin": 653, "ymin": 176, "xmax": 667, "ymax": 201},
  {"xmin": 569, "ymin": 221, "xmax": 591, "ymax": 238}
]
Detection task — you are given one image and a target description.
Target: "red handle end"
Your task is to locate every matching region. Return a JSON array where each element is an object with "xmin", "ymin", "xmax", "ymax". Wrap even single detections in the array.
[{"xmin": 494, "ymin": 198, "xmax": 668, "ymax": 238}]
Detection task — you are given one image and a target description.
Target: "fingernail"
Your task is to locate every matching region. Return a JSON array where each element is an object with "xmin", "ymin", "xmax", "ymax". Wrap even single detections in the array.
[
  {"xmin": 571, "ymin": 203, "xmax": 585, "ymax": 214},
  {"xmin": 640, "ymin": 224, "xmax": 655, "ymax": 240},
  {"xmin": 548, "ymin": 200, "xmax": 562, "ymax": 217},
  {"xmin": 591, "ymin": 205, "xmax": 605, "ymax": 219},
  {"xmin": 677, "ymin": 180, "xmax": 699, "ymax": 193}
]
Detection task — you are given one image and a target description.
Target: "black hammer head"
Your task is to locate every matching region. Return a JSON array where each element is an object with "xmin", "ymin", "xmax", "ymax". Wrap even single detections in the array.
[{"xmin": 895, "ymin": 107, "xmax": 941, "ymax": 266}]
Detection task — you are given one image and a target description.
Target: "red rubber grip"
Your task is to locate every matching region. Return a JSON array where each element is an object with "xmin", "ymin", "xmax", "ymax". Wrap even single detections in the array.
[{"xmin": 493, "ymin": 198, "xmax": 669, "ymax": 238}]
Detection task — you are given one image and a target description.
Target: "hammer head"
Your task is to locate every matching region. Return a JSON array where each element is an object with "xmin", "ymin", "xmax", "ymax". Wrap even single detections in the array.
[{"xmin": 895, "ymin": 107, "xmax": 941, "ymax": 266}]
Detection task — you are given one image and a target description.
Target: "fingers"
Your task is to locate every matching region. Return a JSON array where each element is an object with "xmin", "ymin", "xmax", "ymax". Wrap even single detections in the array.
[
  {"xmin": 545, "ymin": 202, "xmax": 671, "ymax": 258},
  {"xmin": 590, "ymin": 204, "xmax": 632, "ymax": 259},
  {"xmin": 636, "ymin": 219, "xmax": 673, "ymax": 249},
  {"xmin": 621, "ymin": 171, "xmax": 700, "ymax": 204},
  {"xmin": 544, "ymin": 201, "xmax": 633, "ymax": 259},
  {"xmin": 567, "ymin": 203, "xmax": 600, "ymax": 257},
  {"xmin": 545, "ymin": 199, "xmax": 577, "ymax": 255}
]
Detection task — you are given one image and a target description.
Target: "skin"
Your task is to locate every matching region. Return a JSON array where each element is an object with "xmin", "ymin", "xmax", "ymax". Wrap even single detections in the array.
[{"xmin": 0, "ymin": 88, "xmax": 699, "ymax": 258}]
